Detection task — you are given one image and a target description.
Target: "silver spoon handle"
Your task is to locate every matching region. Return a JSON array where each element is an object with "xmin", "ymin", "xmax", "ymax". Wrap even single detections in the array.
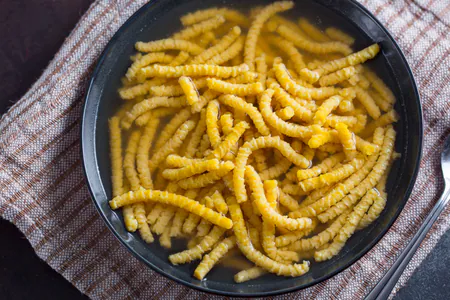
[{"xmin": 366, "ymin": 184, "xmax": 450, "ymax": 300}]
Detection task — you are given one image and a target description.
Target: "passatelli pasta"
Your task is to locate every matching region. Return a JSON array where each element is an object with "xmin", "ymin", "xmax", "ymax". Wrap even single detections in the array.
[{"xmin": 108, "ymin": 1, "xmax": 399, "ymax": 283}]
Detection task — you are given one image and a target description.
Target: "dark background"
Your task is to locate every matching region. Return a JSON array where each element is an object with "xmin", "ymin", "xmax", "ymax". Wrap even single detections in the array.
[{"xmin": 0, "ymin": 1, "xmax": 449, "ymax": 299}]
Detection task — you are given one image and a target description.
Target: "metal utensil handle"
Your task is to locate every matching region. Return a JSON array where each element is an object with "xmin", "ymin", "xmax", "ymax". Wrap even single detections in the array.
[{"xmin": 366, "ymin": 184, "xmax": 450, "ymax": 300}]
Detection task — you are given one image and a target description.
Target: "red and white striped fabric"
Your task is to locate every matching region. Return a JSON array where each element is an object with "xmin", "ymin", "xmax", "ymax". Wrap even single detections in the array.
[{"xmin": 0, "ymin": 0, "xmax": 449, "ymax": 299}]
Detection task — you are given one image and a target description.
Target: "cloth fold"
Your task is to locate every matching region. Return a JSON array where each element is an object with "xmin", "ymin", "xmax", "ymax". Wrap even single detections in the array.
[{"xmin": 0, "ymin": 0, "xmax": 449, "ymax": 299}]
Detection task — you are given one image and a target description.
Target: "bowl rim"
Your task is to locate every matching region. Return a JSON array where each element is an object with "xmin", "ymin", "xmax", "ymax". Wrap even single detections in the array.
[{"xmin": 81, "ymin": 0, "xmax": 423, "ymax": 297}]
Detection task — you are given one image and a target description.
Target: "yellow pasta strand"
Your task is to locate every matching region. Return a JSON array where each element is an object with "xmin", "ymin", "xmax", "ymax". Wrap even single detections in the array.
[
  {"xmin": 319, "ymin": 66, "xmax": 357, "ymax": 87},
  {"xmin": 335, "ymin": 122, "xmax": 356, "ymax": 151},
  {"xmin": 148, "ymin": 120, "xmax": 196, "ymax": 172},
  {"xmin": 211, "ymin": 191, "xmax": 228, "ymax": 214},
  {"xmin": 272, "ymin": 85, "xmax": 313, "ymax": 122},
  {"xmin": 169, "ymin": 51, "xmax": 190, "ymax": 66},
  {"xmin": 119, "ymin": 78, "xmax": 167, "ymax": 100},
  {"xmin": 135, "ymin": 38, "xmax": 204, "ymax": 54},
  {"xmin": 123, "ymin": 205, "xmax": 138, "ymax": 232},
  {"xmin": 313, "ymin": 95, "xmax": 343, "ymax": 124},
  {"xmin": 314, "ymin": 189, "xmax": 376, "ymax": 261},
  {"xmin": 244, "ymin": 1, "xmax": 294, "ymax": 71},
  {"xmin": 110, "ymin": 189, "xmax": 233, "ymax": 229},
  {"xmin": 177, "ymin": 161, "xmax": 235, "ymax": 189},
  {"xmin": 275, "ymin": 24, "xmax": 352, "ymax": 56},
  {"xmin": 123, "ymin": 130, "xmax": 141, "ymax": 191},
  {"xmin": 162, "ymin": 159, "xmax": 220, "ymax": 180},
  {"xmin": 259, "ymin": 89, "xmax": 312, "ymax": 138},
  {"xmin": 206, "ymin": 36, "xmax": 245, "ymax": 65},
  {"xmin": 245, "ymin": 166, "xmax": 312, "ymax": 231},
  {"xmin": 219, "ymin": 112, "xmax": 234, "ymax": 135},
  {"xmin": 153, "ymin": 108, "xmax": 192, "ymax": 152},
  {"xmin": 207, "ymin": 78, "xmax": 264, "ymax": 96},
  {"xmin": 227, "ymin": 196, "xmax": 310, "ymax": 277},
  {"xmin": 283, "ymin": 211, "xmax": 350, "ymax": 252},
  {"xmin": 194, "ymin": 237, "xmax": 237, "ymax": 280},
  {"xmin": 181, "ymin": 7, "xmax": 249, "ymax": 27},
  {"xmin": 169, "ymin": 226, "xmax": 227, "ymax": 264},
  {"xmin": 109, "ymin": 117, "xmax": 124, "ymax": 198},
  {"xmin": 218, "ymin": 94, "xmax": 270, "ymax": 136},
  {"xmin": 178, "ymin": 76, "xmax": 200, "ymax": 105},
  {"xmin": 191, "ymin": 26, "xmax": 242, "ymax": 64},
  {"xmin": 274, "ymin": 63, "xmax": 339, "ymax": 101},
  {"xmin": 121, "ymin": 96, "xmax": 188, "ymax": 129},
  {"xmin": 325, "ymin": 27, "xmax": 355, "ymax": 45},
  {"xmin": 139, "ymin": 63, "xmax": 249, "ymax": 79},
  {"xmin": 299, "ymin": 44, "xmax": 380, "ymax": 83},
  {"xmin": 234, "ymin": 267, "xmax": 267, "ymax": 283},
  {"xmin": 298, "ymin": 18, "xmax": 330, "ymax": 42},
  {"xmin": 136, "ymin": 118, "xmax": 160, "ymax": 189},
  {"xmin": 364, "ymin": 69, "xmax": 396, "ymax": 105},
  {"xmin": 297, "ymin": 152, "xmax": 345, "ymax": 181},
  {"xmin": 207, "ymin": 121, "xmax": 250, "ymax": 159},
  {"xmin": 173, "ymin": 15, "xmax": 225, "ymax": 40},
  {"xmin": 360, "ymin": 109, "xmax": 399, "ymax": 138},
  {"xmin": 134, "ymin": 203, "xmax": 154, "ymax": 243},
  {"xmin": 185, "ymin": 109, "xmax": 207, "ymax": 157},
  {"xmin": 206, "ymin": 100, "xmax": 222, "ymax": 148}
]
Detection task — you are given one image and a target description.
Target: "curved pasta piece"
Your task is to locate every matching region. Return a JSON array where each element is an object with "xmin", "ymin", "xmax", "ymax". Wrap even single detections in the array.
[
  {"xmin": 119, "ymin": 78, "xmax": 167, "ymax": 100},
  {"xmin": 134, "ymin": 203, "xmax": 154, "ymax": 243},
  {"xmin": 276, "ymin": 24, "xmax": 352, "ymax": 56},
  {"xmin": 272, "ymin": 85, "xmax": 313, "ymax": 122},
  {"xmin": 162, "ymin": 159, "xmax": 220, "ymax": 180},
  {"xmin": 206, "ymin": 100, "xmax": 222, "ymax": 148},
  {"xmin": 153, "ymin": 108, "xmax": 192, "ymax": 152},
  {"xmin": 297, "ymin": 152, "xmax": 345, "ymax": 181},
  {"xmin": 186, "ymin": 109, "xmax": 207, "ymax": 157},
  {"xmin": 191, "ymin": 26, "xmax": 242, "ymax": 64},
  {"xmin": 298, "ymin": 18, "xmax": 330, "ymax": 42},
  {"xmin": 123, "ymin": 130, "xmax": 142, "ymax": 191},
  {"xmin": 207, "ymin": 78, "xmax": 264, "ymax": 96},
  {"xmin": 299, "ymin": 44, "xmax": 380, "ymax": 83},
  {"xmin": 274, "ymin": 63, "xmax": 339, "ymax": 100},
  {"xmin": 234, "ymin": 136, "xmax": 310, "ymax": 203},
  {"xmin": 148, "ymin": 120, "xmax": 196, "ymax": 172},
  {"xmin": 234, "ymin": 266, "xmax": 267, "ymax": 283},
  {"xmin": 181, "ymin": 7, "xmax": 249, "ymax": 27},
  {"xmin": 313, "ymin": 95, "xmax": 343, "ymax": 124},
  {"xmin": 123, "ymin": 205, "xmax": 138, "ymax": 232},
  {"xmin": 319, "ymin": 66, "xmax": 357, "ymax": 87},
  {"xmin": 325, "ymin": 27, "xmax": 355, "ymax": 45},
  {"xmin": 126, "ymin": 52, "xmax": 173, "ymax": 79},
  {"xmin": 317, "ymin": 126, "xmax": 396, "ymax": 223},
  {"xmin": 218, "ymin": 94, "xmax": 270, "ymax": 136},
  {"xmin": 245, "ymin": 166, "xmax": 312, "ymax": 231},
  {"xmin": 206, "ymin": 36, "xmax": 245, "ymax": 65},
  {"xmin": 109, "ymin": 117, "xmax": 124, "ymax": 198},
  {"xmin": 110, "ymin": 189, "xmax": 233, "ymax": 229},
  {"xmin": 194, "ymin": 236, "xmax": 237, "ymax": 280},
  {"xmin": 139, "ymin": 63, "xmax": 249, "ymax": 79},
  {"xmin": 135, "ymin": 38, "xmax": 204, "ymax": 54},
  {"xmin": 314, "ymin": 189, "xmax": 377, "ymax": 261},
  {"xmin": 282, "ymin": 210, "xmax": 350, "ymax": 252},
  {"xmin": 207, "ymin": 121, "xmax": 249, "ymax": 159},
  {"xmin": 259, "ymin": 89, "xmax": 312, "ymax": 138},
  {"xmin": 121, "ymin": 96, "xmax": 188, "ymax": 129},
  {"xmin": 244, "ymin": 1, "xmax": 294, "ymax": 70},
  {"xmin": 173, "ymin": 16, "xmax": 225, "ymax": 40},
  {"xmin": 136, "ymin": 118, "xmax": 160, "ymax": 189},
  {"xmin": 169, "ymin": 226, "xmax": 227, "ymax": 264},
  {"xmin": 177, "ymin": 161, "xmax": 235, "ymax": 189},
  {"xmin": 229, "ymin": 196, "xmax": 311, "ymax": 277}
]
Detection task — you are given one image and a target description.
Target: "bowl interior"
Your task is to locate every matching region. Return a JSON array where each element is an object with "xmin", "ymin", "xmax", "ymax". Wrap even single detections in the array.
[{"xmin": 82, "ymin": 0, "xmax": 422, "ymax": 296}]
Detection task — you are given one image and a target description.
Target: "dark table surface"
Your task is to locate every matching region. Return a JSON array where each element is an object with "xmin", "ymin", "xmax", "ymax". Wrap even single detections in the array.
[{"xmin": 0, "ymin": 1, "xmax": 449, "ymax": 299}]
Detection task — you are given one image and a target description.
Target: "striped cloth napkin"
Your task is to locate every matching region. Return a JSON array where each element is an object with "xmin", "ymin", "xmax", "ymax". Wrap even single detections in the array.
[{"xmin": 0, "ymin": 0, "xmax": 449, "ymax": 299}]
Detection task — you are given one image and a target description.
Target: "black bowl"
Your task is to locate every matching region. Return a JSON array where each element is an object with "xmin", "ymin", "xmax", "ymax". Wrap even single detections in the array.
[{"xmin": 81, "ymin": 0, "xmax": 422, "ymax": 297}]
